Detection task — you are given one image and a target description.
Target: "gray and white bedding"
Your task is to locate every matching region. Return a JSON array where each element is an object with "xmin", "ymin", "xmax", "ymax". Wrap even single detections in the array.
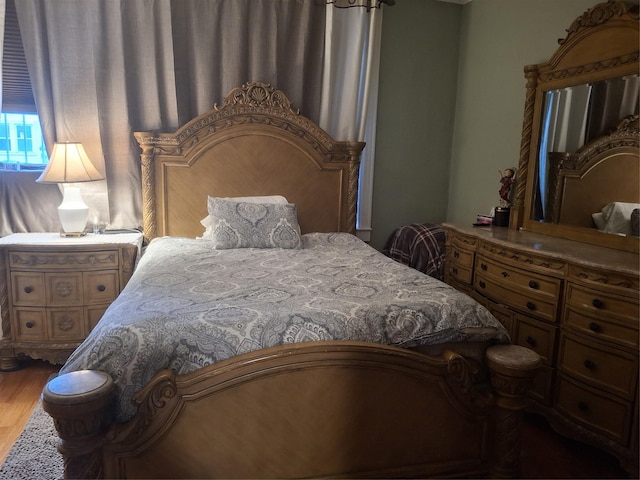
[{"xmin": 61, "ymin": 232, "xmax": 509, "ymax": 422}]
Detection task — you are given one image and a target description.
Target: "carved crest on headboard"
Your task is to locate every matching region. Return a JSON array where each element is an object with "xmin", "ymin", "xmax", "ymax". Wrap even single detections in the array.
[{"xmin": 214, "ymin": 82, "xmax": 300, "ymax": 115}]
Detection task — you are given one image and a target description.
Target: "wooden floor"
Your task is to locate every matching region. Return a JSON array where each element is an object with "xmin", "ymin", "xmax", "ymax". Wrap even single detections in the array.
[
  {"xmin": 0, "ymin": 359, "xmax": 633, "ymax": 478},
  {"xmin": 0, "ymin": 359, "xmax": 59, "ymax": 467}
]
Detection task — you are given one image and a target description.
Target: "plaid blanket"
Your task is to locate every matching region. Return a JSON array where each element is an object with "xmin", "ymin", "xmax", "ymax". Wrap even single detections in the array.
[{"xmin": 383, "ymin": 223, "xmax": 446, "ymax": 280}]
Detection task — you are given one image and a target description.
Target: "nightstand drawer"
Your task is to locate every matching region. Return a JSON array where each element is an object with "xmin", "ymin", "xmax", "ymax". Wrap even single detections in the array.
[
  {"xmin": 9, "ymin": 250, "xmax": 119, "ymax": 270},
  {"xmin": 556, "ymin": 374, "xmax": 633, "ymax": 445},
  {"xmin": 559, "ymin": 333, "xmax": 637, "ymax": 400},
  {"xmin": 46, "ymin": 273, "xmax": 83, "ymax": 305},
  {"xmin": 48, "ymin": 308, "xmax": 84, "ymax": 340},
  {"xmin": 11, "ymin": 272, "xmax": 46, "ymax": 306},
  {"xmin": 13, "ymin": 308, "xmax": 47, "ymax": 340},
  {"xmin": 84, "ymin": 271, "xmax": 119, "ymax": 303},
  {"xmin": 87, "ymin": 305, "xmax": 109, "ymax": 331}
]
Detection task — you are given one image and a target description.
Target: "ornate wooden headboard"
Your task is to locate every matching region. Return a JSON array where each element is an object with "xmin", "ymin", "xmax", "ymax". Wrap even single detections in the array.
[
  {"xmin": 547, "ymin": 114, "xmax": 639, "ymax": 228},
  {"xmin": 134, "ymin": 83, "xmax": 365, "ymax": 241}
]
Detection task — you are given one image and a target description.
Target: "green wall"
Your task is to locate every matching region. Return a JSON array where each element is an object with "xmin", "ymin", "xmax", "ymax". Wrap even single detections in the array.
[
  {"xmin": 370, "ymin": 0, "xmax": 603, "ymax": 249},
  {"xmin": 371, "ymin": 0, "xmax": 462, "ymax": 249},
  {"xmin": 447, "ymin": 0, "xmax": 600, "ymax": 225}
]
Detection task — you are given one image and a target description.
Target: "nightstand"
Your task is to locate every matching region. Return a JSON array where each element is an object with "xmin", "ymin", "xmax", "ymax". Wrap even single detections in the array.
[{"xmin": 0, "ymin": 232, "xmax": 143, "ymax": 370}]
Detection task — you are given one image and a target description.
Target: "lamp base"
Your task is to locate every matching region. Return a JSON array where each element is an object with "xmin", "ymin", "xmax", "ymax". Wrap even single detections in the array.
[{"xmin": 58, "ymin": 185, "xmax": 90, "ymax": 236}]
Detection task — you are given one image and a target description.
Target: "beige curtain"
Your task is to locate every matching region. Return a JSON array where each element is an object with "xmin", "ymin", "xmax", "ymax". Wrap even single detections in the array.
[
  {"xmin": 15, "ymin": 0, "xmax": 325, "ymax": 230},
  {"xmin": 7, "ymin": 0, "xmax": 385, "ymax": 235},
  {"xmin": 320, "ymin": 6, "xmax": 383, "ymax": 240}
]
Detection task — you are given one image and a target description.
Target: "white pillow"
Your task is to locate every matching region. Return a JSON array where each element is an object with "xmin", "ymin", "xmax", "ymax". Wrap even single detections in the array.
[{"xmin": 200, "ymin": 195, "xmax": 289, "ymax": 229}]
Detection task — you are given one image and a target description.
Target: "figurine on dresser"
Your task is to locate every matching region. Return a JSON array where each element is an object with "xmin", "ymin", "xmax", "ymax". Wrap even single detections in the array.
[
  {"xmin": 494, "ymin": 167, "xmax": 515, "ymax": 227},
  {"xmin": 498, "ymin": 167, "xmax": 516, "ymax": 208}
]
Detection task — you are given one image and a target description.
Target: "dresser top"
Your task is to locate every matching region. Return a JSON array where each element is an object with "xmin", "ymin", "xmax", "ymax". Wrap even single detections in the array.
[{"xmin": 443, "ymin": 223, "xmax": 639, "ymax": 276}]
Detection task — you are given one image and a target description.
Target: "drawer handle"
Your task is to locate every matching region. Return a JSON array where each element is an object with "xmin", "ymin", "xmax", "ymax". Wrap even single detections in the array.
[
  {"xmin": 453, "ymin": 251, "xmax": 459, "ymax": 258},
  {"xmin": 525, "ymin": 336, "xmax": 537, "ymax": 347},
  {"xmin": 577, "ymin": 401, "xmax": 589, "ymax": 412},
  {"xmin": 591, "ymin": 298, "xmax": 604, "ymax": 309},
  {"xmin": 528, "ymin": 280, "xmax": 539, "ymax": 289},
  {"xmin": 501, "ymin": 271, "xmax": 509, "ymax": 278},
  {"xmin": 526, "ymin": 301, "xmax": 536, "ymax": 311},
  {"xmin": 479, "ymin": 281, "xmax": 486, "ymax": 289},
  {"xmin": 25, "ymin": 322, "xmax": 34, "ymax": 328},
  {"xmin": 97, "ymin": 284, "xmax": 106, "ymax": 292},
  {"xmin": 24, "ymin": 286, "xmax": 33, "ymax": 294},
  {"xmin": 480, "ymin": 263, "xmax": 487, "ymax": 271},
  {"xmin": 588, "ymin": 322, "xmax": 601, "ymax": 333},
  {"xmin": 583, "ymin": 359, "xmax": 596, "ymax": 370},
  {"xmin": 452, "ymin": 267, "xmax": 458, "ymax": 275}
]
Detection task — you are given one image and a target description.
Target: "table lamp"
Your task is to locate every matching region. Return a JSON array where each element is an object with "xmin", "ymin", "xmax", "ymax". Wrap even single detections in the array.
[{"xmin": 36, "ymin": 142, "xmax": 104, "ymax": 236}]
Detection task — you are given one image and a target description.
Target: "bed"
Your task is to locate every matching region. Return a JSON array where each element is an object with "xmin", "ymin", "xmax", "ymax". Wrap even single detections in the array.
[{"xmin": 41, "ymin": 82, "xmax": 541, "ymax": 479}]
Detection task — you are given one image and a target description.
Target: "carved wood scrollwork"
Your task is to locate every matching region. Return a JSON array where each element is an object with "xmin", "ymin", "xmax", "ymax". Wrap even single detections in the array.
[
  {"xmin": 121, "ymin": 370, "xmax": 179, "ymax": 440},
  {"xmin": 215, "ymin": 82, "xmax": 299, "ymax": 115},
  {"xmin": 479, "ymin": 242, "xmax": 566, "ymax": 272},
  {"xmin": 562, "ymin": 0, "xmax": 639, "ymax": 42}
]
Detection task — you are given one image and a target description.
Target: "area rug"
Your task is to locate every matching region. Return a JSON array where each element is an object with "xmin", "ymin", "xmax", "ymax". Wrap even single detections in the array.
[{"xmin": 0, "ymin": 402, "xmax": 63, "ymax": 480}]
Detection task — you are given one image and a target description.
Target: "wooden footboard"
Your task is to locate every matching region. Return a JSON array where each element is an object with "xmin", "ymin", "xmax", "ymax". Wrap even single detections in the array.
[{"xmin": 42, "ymin": 341, "xmax": 540, "ymax": 479}]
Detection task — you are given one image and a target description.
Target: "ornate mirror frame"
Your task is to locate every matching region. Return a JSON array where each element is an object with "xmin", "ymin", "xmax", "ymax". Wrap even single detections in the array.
[{"xmin": 512, "ymin": 0, "xmax": 639, "ymax": 253}]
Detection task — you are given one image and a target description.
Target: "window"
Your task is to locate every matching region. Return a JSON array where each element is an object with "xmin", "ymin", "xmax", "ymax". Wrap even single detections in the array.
[
  {"xmin": 1, "ymin": 0, "xmax": 47, "ymax": 172},
  {"xmin": 0, "ymin": 113, "xmax": 47, "ymax": 170}
]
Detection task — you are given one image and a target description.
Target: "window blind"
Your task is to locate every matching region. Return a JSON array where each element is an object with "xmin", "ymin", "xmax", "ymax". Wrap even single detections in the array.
[{"xmin": 2, "ymin": 0, "xmax": 36, "ymax": 113}]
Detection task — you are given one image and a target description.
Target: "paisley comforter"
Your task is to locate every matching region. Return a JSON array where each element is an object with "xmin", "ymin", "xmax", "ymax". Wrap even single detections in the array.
[{"xmin": 61, "ymin": 233, "xmax": 509, "ymax": 422}]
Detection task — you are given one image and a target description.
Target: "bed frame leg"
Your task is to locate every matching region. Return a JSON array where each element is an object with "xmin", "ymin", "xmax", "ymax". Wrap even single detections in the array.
[
  {"xmin": 42, "ymin": 370, "xmax": 114, "ymax": 480},
  {"xmin": 486, "ymin": 344, "xmax": 541, "ymax": 479}
]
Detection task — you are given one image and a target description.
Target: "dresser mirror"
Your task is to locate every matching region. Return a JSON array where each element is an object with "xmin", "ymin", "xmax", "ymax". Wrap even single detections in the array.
[{"xmin": 513, "ymin": 1, "xmax": 639, "ymax": 253}]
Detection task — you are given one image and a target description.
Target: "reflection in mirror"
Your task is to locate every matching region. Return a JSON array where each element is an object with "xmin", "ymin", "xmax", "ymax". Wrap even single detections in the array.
[{"xmin": 533, "ymin": 74, "xmax": 640, "ymax": 224}]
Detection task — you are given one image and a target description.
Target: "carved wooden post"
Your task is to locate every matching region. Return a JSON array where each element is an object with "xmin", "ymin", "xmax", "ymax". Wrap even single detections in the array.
[
  {"xmin": 42, "ymin": 370, "xmax": 114, "ymax": 479},
  {"xmin": 486, "ymin": 344, "xmax": 541, "ymax": 479}
]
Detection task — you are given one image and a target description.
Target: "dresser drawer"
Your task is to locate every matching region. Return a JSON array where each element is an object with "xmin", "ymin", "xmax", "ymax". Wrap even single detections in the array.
[
  {"xmin": 486, "ymin": 300, "xmax": 515, "ymax": 339},
  {"xmin": 10, "ymin": 272, "xmax": 46, "ymax": 306},
  {"xmin": 530, "ymin": 364, "xmax": 554, "ymax": 405},
  {"xmin": 556, "ymin": 374, "xmax": 633, "ymax": 446},
  {"xmin": 564, "ymin": 306, "xmax": 638, "ymax": 350},
  {"xmin": 9, "ymin": 250, "xmax": 119, "ymax": 271},
  {"xmin": 565, "ymin": 283, "xmax": 638, "ymax": 324},
  {"xmin": 515, "ymin": 313, "xmax": 557, "ymax": 366},
  {"xmin": 446, "ymin": 261, "xmax": 473, "ymax": 285},
  {"xmin": 476, "ymin": 256, "xmax": 562, "ymax": 303},
  {"xmin": 12, "ymin": 308, "xmax": 47, "ymax": 341},
  {"xmin": 559, "ymin": 333, "xmax": 637, "ymax": 400},
  {"xmin": 475, "ymin": 272, "xmax": 560, "ymax": 323}
]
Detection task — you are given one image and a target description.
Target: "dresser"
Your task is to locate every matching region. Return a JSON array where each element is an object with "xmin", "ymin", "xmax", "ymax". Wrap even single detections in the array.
[
  {"xmin": 0, "ymin": 232, "xmax": 143, "ymax": 370},
  {"xmin": 443, "ymin": 223, "xmax": 639, "ymax": 474}
]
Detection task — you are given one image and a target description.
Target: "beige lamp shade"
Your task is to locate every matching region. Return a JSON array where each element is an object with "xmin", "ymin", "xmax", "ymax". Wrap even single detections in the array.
[
  {"xmin": 36, "ymin": 142, "xmax": 104, "ymax": 184},
  {"xmin": 36, "ymin": 142, "xmax": 104, "ymax": 236}
]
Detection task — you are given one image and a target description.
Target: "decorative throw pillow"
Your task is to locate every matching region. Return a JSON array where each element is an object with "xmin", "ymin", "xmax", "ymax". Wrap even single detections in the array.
[{"xmin": 207, "ymin": 197, "xmax": 301, "ymax": 249}]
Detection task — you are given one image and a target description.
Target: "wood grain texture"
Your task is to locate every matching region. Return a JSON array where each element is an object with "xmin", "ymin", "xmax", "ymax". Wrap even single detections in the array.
[{"xmin": 0, "ymin": 360, "xmax": 58, "ymax": 467}]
